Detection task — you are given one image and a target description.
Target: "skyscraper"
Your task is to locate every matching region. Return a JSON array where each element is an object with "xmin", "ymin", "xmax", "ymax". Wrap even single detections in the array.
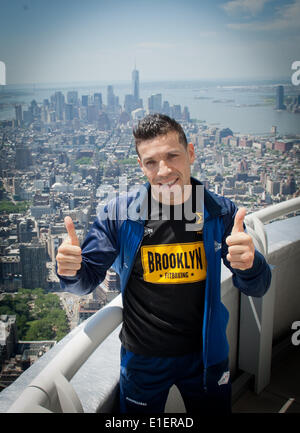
[
  {"xmin": 162, "ymin": 101, "xmax": 170, "ymax": 116},
  {"xmin": 87, "ymin": 104, "xmax": 98, "ymax": 123},
  {"xmin": 107, "ymin": 85, "xmax": 117, "ymax": 113},
  {"xmin": 19, "ymin": 241, "xmax": 48, "ymax": 290},
  {"xmin": 276, "ymin": 85, "xmax": 286, "ymax": 110},
  {"xmin": 54, "ymin": 91, "xmax": 65, "ymax": 121},
  {"xmin": 132, "ymin": 68, "xmax": 139, "ymax": 102},
  {"xmin": 15, "ymin": 145, "xmax": 32, "ymax": 170},
  {"xmin": 81, "ymin": 95, "xmax": 89, "ymax": 107},
  {"xmin": 148, "ymin": 94, "xmax": 162, "ymax": 114},
  {"xmin": 15, "ymin": 105, "xmax": 22, "ymax": 125},
  {"xmin": 94, "ymin": 93, "xmax": 103, "ymax": 110},
  {"xmin": 64, "ymin": 104, "xmax": 74, "ymax": 121},
  {"xmin": 182, "ymin": 106, "xmax": 190, "ymax": 122},
  {"xmin": 172, "ymin": 104, "xmax": 182, "ymax": 120},
  {"xmin": 124, "ymin": 94, "xmax": 135, "ymax": 114},
  {"xmin": 67, "ymin": 91, "xmax": 78, "ymax": 105}
]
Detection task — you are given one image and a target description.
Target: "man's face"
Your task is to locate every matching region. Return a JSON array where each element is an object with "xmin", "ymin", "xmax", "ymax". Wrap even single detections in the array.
[{"xmin": 137, "ymin": 131, "xmax": 195, "ymax": 205}]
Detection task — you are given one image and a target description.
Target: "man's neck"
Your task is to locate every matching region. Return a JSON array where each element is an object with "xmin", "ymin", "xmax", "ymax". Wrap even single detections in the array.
[{"xmin": 150, "ymin": 183, "xmax": 193, "ymax": 206}]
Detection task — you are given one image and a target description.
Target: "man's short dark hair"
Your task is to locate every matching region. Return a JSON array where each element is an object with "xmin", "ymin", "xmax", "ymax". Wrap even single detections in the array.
[{"xmin": 133, "ymin": 113, "xmax": 188, "ymax": 155}]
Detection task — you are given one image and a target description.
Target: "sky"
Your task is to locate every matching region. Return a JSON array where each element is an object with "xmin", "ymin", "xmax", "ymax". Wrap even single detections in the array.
[{"xmin": 0, "ymin": 0, "xmax": 299, "ymax": 85}]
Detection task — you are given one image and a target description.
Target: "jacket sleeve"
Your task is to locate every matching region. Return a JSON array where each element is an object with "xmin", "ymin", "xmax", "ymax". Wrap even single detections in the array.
[
  {"xmin": 221, "ymin": 200, "xmax": 272, "ymax": 297},
  {"xmin": 57, "ymin": 200, "xmax": 119, "ymax": 296}
]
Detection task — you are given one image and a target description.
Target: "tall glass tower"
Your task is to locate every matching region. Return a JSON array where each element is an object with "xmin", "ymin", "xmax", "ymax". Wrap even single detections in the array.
[
  {"xmin": 276, "ymin": 85, "xmax": 285, "ymax": 110},
  {"xmin": 132, "ymin": 68, "xmax": 139, "ymax": 102}
]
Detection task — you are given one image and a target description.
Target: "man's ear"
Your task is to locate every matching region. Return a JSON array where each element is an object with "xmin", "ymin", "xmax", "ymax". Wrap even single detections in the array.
[{"xmin": 188, "ymin": 142, "xmax": 195, "ymax": 164}]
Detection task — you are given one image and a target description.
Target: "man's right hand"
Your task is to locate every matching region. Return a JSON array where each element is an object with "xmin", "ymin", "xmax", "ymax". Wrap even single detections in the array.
[{"xmin": 56, "ymin": 216, "xmax": 82, "ymax": 277}]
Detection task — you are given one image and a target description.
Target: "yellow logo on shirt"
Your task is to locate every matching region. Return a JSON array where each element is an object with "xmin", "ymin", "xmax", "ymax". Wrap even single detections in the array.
[{"xmin": 140, "ymin": 242, "xmax": 207, "ymax": 284}]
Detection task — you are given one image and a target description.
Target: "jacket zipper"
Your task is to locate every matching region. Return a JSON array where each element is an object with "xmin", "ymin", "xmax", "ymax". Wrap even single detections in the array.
[
  {"xmin": 202, "ymin": 212, "xmax": 226, "ymax": 390},
  {"xmin": 120, "ymin": 181, "xmax": 227, "ymax": 390},
  {"xmin": 203, "ymin": 304, "xmax": 212, "ymax": 392},
  {"xmin": 121, "ymin": 183, "xmax": 150, "ymax": 293}
]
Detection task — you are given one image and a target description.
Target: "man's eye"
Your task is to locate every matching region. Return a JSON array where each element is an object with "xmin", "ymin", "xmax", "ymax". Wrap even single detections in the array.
[{"xmin": 146, "ymin": 160, "xmax": 155, "ymax": 167}]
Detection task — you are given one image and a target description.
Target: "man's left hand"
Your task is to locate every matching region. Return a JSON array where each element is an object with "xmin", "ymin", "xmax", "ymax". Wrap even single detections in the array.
[{"xmin": 225, "ymin": 208, "xmax": 255, "ymax": 271}]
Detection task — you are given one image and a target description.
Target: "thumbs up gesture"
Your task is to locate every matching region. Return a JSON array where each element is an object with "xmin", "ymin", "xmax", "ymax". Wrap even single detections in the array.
[
  {"xmin": 225, "ymin": 208, "xmax": 255, "ymax": 271},
  {"xmin": 56, "ymin": 216, "xmax": 82, "ymax": 277}
]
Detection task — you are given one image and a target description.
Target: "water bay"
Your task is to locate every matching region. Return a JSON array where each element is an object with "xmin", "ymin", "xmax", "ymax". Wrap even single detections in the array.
[{"xmin": 1, "ymin": 79, "xmax": 299, "ymax": 136}]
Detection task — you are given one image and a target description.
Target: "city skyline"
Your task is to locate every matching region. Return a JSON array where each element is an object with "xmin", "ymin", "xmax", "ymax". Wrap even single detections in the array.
[{"xmin": 0, "ymin": 0, "xmax": 300, "ymax": 85}]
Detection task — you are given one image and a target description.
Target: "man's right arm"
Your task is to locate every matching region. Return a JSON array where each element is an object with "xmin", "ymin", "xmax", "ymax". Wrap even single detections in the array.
[{"xmin": 56, "ymin": 214, "xmax": 119, "ymax": 296}]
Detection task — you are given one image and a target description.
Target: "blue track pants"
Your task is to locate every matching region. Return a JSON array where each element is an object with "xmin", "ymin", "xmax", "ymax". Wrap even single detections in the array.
[{"xmin": 119, "ymin": 346, "xmax": 231, "ymax": 414}]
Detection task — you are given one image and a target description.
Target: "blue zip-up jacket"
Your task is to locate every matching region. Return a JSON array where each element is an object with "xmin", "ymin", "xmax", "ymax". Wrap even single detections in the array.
[{"xmin": 58, "ymin": 178, "xmax": 271, "ymax": 369}]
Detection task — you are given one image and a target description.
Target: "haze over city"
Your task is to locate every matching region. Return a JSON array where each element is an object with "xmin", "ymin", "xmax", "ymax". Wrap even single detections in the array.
[{"xmin": 1, "ymin": 0, "xmax": 300, "ymax": 85}]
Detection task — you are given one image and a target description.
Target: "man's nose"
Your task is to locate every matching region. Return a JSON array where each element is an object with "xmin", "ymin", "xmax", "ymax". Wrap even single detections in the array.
[{"xmin": 157, "ymin": 160, "xmax": 171, "ymax": 176}]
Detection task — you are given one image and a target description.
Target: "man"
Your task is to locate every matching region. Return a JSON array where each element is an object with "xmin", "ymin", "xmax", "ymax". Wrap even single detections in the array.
[{"xmin": 56, "ymin": 114, "xmax": 271, "ymax": 414}]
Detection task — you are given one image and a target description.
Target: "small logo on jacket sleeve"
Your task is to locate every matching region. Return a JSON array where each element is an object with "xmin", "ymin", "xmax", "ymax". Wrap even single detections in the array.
[
  {"xmin": 144, "ymin": 226, "xmax": 153, "ymax": 237},
  {"xmin": 218, "ymin": 371, "xmax": 230, "ymax": 386}
]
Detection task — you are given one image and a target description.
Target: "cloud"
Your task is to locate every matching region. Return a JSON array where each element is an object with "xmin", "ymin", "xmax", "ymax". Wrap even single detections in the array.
[
  {"xmin": 227, "ymin": 0, "xmax": 300, "ymax": 31},
  {"xmin": 221, "ymin": 0, "xmax": 273, "ymax": 16}
]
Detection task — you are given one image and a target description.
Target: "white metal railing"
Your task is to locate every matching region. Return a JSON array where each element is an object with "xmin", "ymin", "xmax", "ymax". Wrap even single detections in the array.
[
  {"xmin": 250, "ymin": 197, "xmax": 300, "ymax": 224},
  {"xmin": 241, "ymin": 196, "xmax": 300, "ymax": 393},
  {"xmin": 245, "ymin": 197, "xmax": 300, "ymax": 256},
  {"xmin": 5, "ymin": 197, "xmax": 300, "ymax": 412}
]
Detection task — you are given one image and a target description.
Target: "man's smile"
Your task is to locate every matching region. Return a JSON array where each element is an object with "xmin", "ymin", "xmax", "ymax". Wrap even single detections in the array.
[{"xmin": 157, "ymin": 177, "xmax": 180, "ymax": 188}]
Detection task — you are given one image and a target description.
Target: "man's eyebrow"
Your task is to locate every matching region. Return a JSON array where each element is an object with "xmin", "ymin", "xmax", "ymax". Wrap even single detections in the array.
[
  {"xmin": 167, "ymin": 150, "xmax": 181, "ymax": 155},
  {"xmin": 142, "ymin": 150, "xmax": 182, "ymax": 163},
  {"xmin": 143, "ymin": 156, "xmax": 156, "ymax": 163}
]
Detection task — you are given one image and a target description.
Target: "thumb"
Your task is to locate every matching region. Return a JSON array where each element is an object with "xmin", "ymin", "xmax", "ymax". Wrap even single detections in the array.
[
  {"xmin": 231, "ymin": 207, "xmax": 246, "ymax": 235},
  {"xmin": 64, "ymin": 216, "xmax": 79, "ymax": 246}
]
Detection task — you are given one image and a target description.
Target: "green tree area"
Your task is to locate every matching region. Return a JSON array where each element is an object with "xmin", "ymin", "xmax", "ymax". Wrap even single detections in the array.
[
  {"xmin": 0, "ymin": 288, "xmax": 69, "ymax": 341},
  {"xmin": 75, "ymin": 157, "xmax": 92, "ymax": 165},
  {"xmin": 0, "ymin": 200, "xmax": 30, "ymax": 214},
  {"xmin": 119, "ymin": 158, "xmax": 137, "ymax": 165}
]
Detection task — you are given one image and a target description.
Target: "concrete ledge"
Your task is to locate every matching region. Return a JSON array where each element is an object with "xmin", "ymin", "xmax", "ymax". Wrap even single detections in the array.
[{"xmin": 71, "ymin": 326, "xmax": 121, "ymax": 413}]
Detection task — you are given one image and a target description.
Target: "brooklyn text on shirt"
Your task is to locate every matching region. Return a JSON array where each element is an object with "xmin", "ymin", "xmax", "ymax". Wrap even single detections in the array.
[{"xmin": 141, "ymin": 241, "xmax": 207, "ymax": 284}]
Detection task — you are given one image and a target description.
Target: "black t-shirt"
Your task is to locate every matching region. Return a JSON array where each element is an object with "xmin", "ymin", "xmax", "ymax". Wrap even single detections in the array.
[{"xmin": 120, "ymin": 186, "xmax": 207, "ymax": 356}]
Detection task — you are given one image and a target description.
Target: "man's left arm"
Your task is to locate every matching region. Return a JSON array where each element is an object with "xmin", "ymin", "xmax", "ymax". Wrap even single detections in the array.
[{"xmin": 222, "ymin": 207, "xmax": 272, "ymax": 297}]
